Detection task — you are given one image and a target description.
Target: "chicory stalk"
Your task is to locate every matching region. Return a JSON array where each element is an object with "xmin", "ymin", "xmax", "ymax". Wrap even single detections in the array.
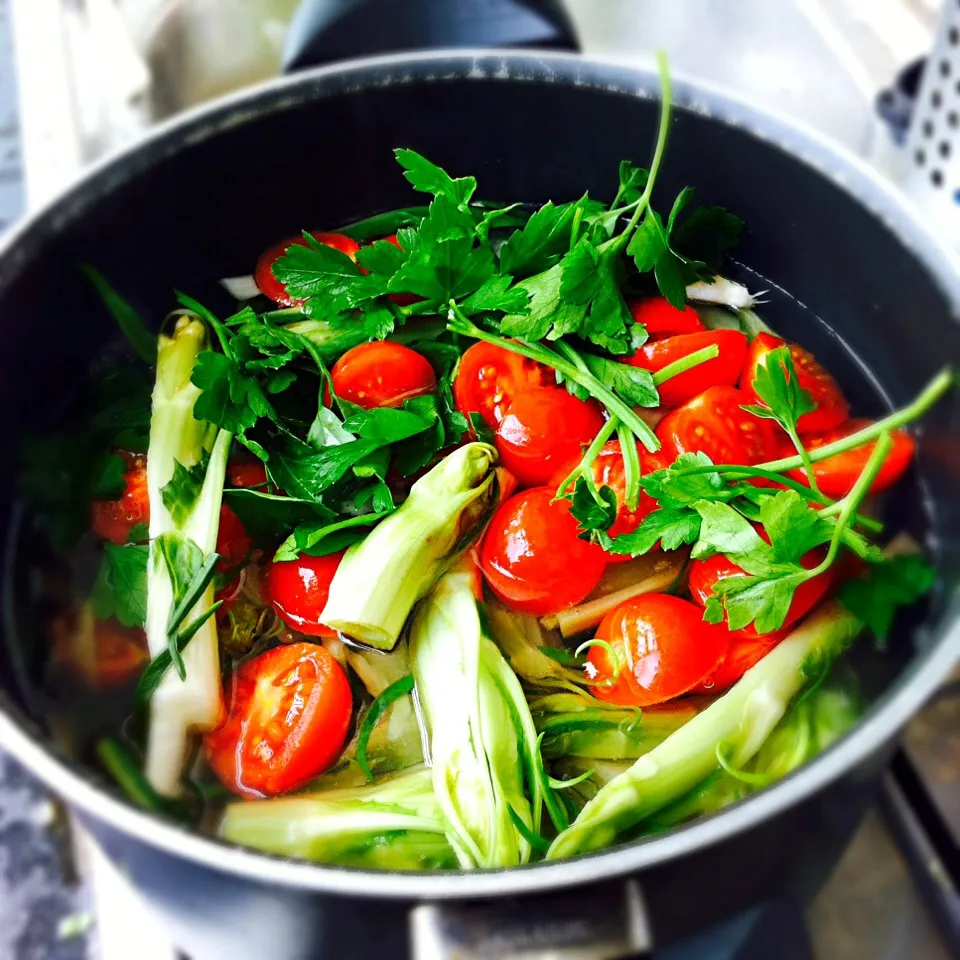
[
  {"xmin": 219, "ymin": 767, "xmax": 456, "ymax": 869},
  {"xmin": 546, "ymin": 600, "xmax": 862, "ymax": 859},
  {"xmin": 409, "ymin": 563, "xmax": 543, "ymax": 868},
  {"xmin": 143, "ymin": 317, "xmax": 231, "ymax": 796},
  {"xmin": 320, "ymin": 442, "xmax": 498, "ymax": 650}
]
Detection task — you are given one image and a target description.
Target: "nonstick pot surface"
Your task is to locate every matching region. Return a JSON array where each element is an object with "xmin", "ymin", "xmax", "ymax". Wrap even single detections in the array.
[{"xmin": 0, "ymin": 52, "xmax": 959, "ymax": 901}]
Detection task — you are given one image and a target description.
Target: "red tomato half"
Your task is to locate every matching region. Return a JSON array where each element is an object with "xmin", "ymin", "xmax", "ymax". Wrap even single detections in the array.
[
  {"xmin": 495, "ymin": 388, "xmax": 605, "ymax": 487},
  {"xmin": 626, "ymin": 330, "xmax": 747, "ymax": 407},
  {"xmin": 453, "ymin": 341, "xmax": 549, "ymax": 430},
  {"xmin": 330, "ymin": 341, "xmax": 437, "ymax": 409},
  {"xmin": 629, "ymin": 297, "xmax": 705, "ymax": 339},
  {"xmin": 227, "ymin": 458, "xmax": 268, "ymax": 489},
  {"xmin": 479, "ymin": 488, "xmax": 608, "ymax": 617},
  {"xmin": 216, "ymin": 504, "xmax": 253, "ymax": 572},
  {"xmin": 655, "ymin": 386, "xmax": 779, "ymax": 465},
  {"xmin": 687, "ymin": 546, "xmax": 832, "ymax": 636},
  {"xmin": 263, "ymin": 552, "xmax": 345, "ymax": 638},
  {"xmin": 92, "ymin": 453, "xmax": 149, "ymax": 545},
  {"xmin": 784, "ymin": 419, "xmax": 916, "ymax": 499},
  {"xmin": 741, "ymin": 333, "xmax": 849, "ymax": 434},
  {"xmin": 204, "ymin": 642, "xmax": 353, "ymax": 798},
  {"xmin": 587, "ymin": 594, "xmax": 729, "ymax": 706},
  {"xmin": 550, "ymin": 440, "xmax": 661, "ymax": 562},
  {"xmin": 691, "ymin": 630, "xmax": 788, "ymax": 695},
  {"xmin": 255, "ymin": 232, "xmax": 360, "ymax": 306}
]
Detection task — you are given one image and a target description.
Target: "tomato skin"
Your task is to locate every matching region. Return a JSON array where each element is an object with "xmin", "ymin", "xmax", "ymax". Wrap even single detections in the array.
[
  {"xmin": 52, "ymin": 615, "xmax": 148, "ymax": 688},
  {"xmin": 204, "ymin": 641, "xmax": 353, "ymax": 798},
  {"xmin": 687, "ymin": 546, "xmax": 832, "ymax": 636},
  {"xmin": 741, "ymin": 333, "xmax": 849, "ymax": 435},
  {"xmin": 629, "ymin": 297, "xmax": 705, "ymax": 339},
  {"xmin": 588, "ymin": 594, "xmax": 729, "ymax": 706},
  {"xmin": 263, "ymin": 552, "xmax": 345, "ymax": 638},
  {"xmin": 495, "ymin": 388, "xmax": 605, "ymax": 487},
  {"xmin": 216, "ymin": 504, "xmax": 253, "ymax": 572},
  {"xmin": 550, "ymin": 440, "xmax": 661, "ymax": 562},
  {"xmin": 655, "ymin": 385, "xmax": 780, "ymax": 465},
  {"xmin": 92, "ymin": 453, "xmax": 149, "ymax": 544},
  {"xmin": 330, "ymin": 341, "xmax": 437, "ymax": 409},
  {"xmin": 255, "ymin": 232, "xmax": 360, "ymax": 306},
  {"xmin": 453, "ymin": 341, "xmax": 549, "ymax": 430},
  {"xmin": 784, "ymin": 419, "xmax": 915, "ymax": 498},
  {"xmin": 626, "ymin": 330, "xmax": 747, "ymax": 407},
  {"xmin": 479, "ymin": 488, "xmax": 608, "ymax": 617},
  {"xmin": 227, "ymin": 458, "xmax": 268, "ymax": 489},
  {"xmin": 691, "ymin": 630, "xmax": 788, "ymax": 695}
]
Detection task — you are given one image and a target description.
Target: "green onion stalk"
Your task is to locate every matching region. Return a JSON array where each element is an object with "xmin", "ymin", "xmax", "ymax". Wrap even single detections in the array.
[
  {"xmin": 219, "ymin": 767, "xmax": 456, "ymax": 870},
  {"xmin": 546, "ymin": 600, "xmax": 863, "ymax": 859},
  {"xmin": 144, "ymin": 316, "xmax": 232, "ymax": 796},
  {"xmin": 320, "ymin": 442, "xmax": 499, "ymax": 650},
  {"xmin": 409, "ymin": 562, "xmax": 544, "ymax": 868}
]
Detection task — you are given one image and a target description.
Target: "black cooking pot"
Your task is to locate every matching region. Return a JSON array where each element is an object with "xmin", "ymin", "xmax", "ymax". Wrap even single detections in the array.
[{"xmin": 1, "ymin": 52, "xmax": 959, "ymax": 960}]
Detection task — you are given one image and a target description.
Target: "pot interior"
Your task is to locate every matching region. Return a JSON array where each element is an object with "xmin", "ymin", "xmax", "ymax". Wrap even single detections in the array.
[{"xmin": 1, "ymin": 54, "xmax": 959, "ymax": 880}]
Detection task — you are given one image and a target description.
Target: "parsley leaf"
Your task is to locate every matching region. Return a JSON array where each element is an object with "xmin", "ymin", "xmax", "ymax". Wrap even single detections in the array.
[
  {"xmin": 757, "ymin": 489, "xmax": 833, "ymax": 562},
  {"xmin": 569, "ymin": 479, "xmax": 618, "ymax": 538},
  {"xmin": 274, "ymin": 511, "xmax": 394, "ymax": 562},
  {"xmin": 160, "ymin": 455, "xmax": 210, "ymax": 526},
  {"xmin": 614, "ymin": 161, "xmax": 649, "ymax": 206},
  {"xmin": 460, "ymin": 274, "xmax": 530, "ymax": 315},
  {"xmin": 223, "ymin": 489, "xmax": 331, "ymax": 545},
  {"xmin": 394, "ymin": 148, "xmax": 477, "ymax": 206},
  {"xmin": 640, "ymin": 453, "xmax": 740, "ymax": 506},
  {"xmin": 91, "ymin": 543, "xmax": 149, "ymax": 628},
  {"xmin": 741, "ymin": 345, "xmax": 816, "ymax": 436},
  {"xmin": 610, "ymin": 507, "xmax": 702, "ymax": 556},
  {"xmin": 272, "ymin": 240, "xmax": 383, "ymax": 310},
  {"xmin": 672, "ymin": 205, "xmax": 744, "ymax": 272},
  {"xmin": 840, "ymin": 554, "xmax": 936, "ymax": 642},
  {"xmin": 498, "ymin": 199, "xmax": 583, "ymax": 277},
  {"xmin": 581, "ymin": 355, "xmax": 658, "ymax": 408}
]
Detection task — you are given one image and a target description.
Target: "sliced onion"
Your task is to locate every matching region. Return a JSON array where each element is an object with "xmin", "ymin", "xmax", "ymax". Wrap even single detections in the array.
[
  {"xmin": 219, "ymin": 274, "xmax": 261, "ymax": 301},
  {"xmin": 686, "ymin": 277, "xmax": 766, "ymax": 309}
]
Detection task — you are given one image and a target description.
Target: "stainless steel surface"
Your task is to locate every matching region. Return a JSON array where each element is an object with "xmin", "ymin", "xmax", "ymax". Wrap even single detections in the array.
[{"xmin": 411, "ymin": 881, "xmax": 651, "ymax": 960}]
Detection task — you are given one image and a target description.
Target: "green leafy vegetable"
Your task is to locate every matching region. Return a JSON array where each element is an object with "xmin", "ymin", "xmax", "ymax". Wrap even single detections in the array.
[
  {"xmin": 840, "ymin": 553, "xmax": 936, "ymax": 641},
  {"xmin": 91, "ymin": 543, "xmax": 149, "ymax": 629}
]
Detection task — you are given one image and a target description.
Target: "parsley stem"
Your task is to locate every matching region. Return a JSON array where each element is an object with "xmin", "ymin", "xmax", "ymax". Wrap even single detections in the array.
[
  {"xmin": 609, "ymin": 52, "xmax": 672, "ymax": 250},
  {"xmin": 811, "ymin": 432, "xmax": 893, "ymax": 577},
  {"xmin": 651, "ymin": 344, "xmax": 719, "ymax": 385},
  {"xmin": 447, "ymin": 303, "xmax": 661, "ymax": 453},
  {"xmin": 618, "ymin": 421, "xmax": 642, "ymax": 510},
  {"xmin": 554, "ymin": 416, "xmax": 620, "ymax": 500},
  {"xmin": 785, "ymin": 423, "xmax": 821, "ymax": 496}
]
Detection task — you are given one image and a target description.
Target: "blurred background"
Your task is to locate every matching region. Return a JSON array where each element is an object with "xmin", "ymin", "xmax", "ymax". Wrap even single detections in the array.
[{"xmin": 1, "ymin": 1, "xmax": 959, "ymax": 959}]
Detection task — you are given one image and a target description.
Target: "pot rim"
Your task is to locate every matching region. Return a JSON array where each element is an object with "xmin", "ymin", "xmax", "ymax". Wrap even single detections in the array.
[{"xmin": 1, "ymin": 48, "xmax": 959, "ymax": 900}]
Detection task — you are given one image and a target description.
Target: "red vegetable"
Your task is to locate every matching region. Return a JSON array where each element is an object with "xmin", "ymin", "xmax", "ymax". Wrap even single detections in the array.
[
  {"xmin": 783, "ymin": 419, "xmax": 915, "ymax": 498},
  {"xmin": 453, "ymin": 341, "xmax": 548, "ymax": 430},
  {"xmin": 204, "ymin": 642, "xmax": 353, "ymax": 798},
  {"xmin": 587, "ymin": 594, "xmax": 729, "ymax": 706},
  {"xmin": 380, "ymin": 234, "xmax": 420, "ymax": 306},
  {"xmin": 91, "ymin": 452, "xmax": 149, "ymax": 544},
  {"xmin": 495, "ymin": 388, "xmax": 605, "ymax": 487},
  {"xmin": 625, "ymin": 330, "xmax": 747, "ymax": 407},
  {"xmin": 655, "ymin": 386, "xmax": 779, "ymax": 465},
  {"xmin": 479, "ymin": 488, "xmax": 607, "ymax": 617},
  {"xmin": 629, "ymin": 296, "xmax": 705, "ymax": 339},
  {"xmin": 254, "ymin": 232, "xmax": 360, "ymax": 306},
  {"xmin": 330, "ymin": 341, "xmax": 436, "ymax": 409},
  {"xmin": 263, "ymin": 552, "xmax": 345, "ymax": 638},
  {"xmin": 227, "ymin": 458, "xmax": 268, "ymax": 489},
  {"xmin": 741, "ymin": 333, "xmax": 849, "ymax": 434},
  {"xmin": 691, "ymin": 630, "xmax": 788, "ymax": 695}
]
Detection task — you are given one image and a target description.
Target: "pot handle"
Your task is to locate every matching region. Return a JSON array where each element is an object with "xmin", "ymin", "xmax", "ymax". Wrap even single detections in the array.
[{"xmin": 410, "ymin": 878, "xmax": 651, "ymax": 959}]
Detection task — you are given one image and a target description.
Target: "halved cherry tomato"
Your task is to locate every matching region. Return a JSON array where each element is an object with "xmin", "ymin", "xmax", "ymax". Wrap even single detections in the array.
[
  {"xmin": 495, "ymin": 388, "xmax": 605, "ymax": 487},
  {"xmin": 479, "ymin": 488, "xmax": 608, "ymax": 617},
  {"xmin": 227, "ymin": 458, "xmax": 268, "ymax": 489},
  {"xmin": 687, "ymin": 545, "xmax": 832, "ymax": 636},
  {"xmin": 216, "ymin": 505, "xmax": 253, "ymax": 572},
  {"xmin": 587, "ymin": 594, "xmax": 729, "ymax": 706},
  {"xmin": 691, "ymin": 630, "xmax": 788, "ymax": 695},
  {"xmin": 330, "ymin": 341, "xmax": 436, "ymax": 409},
  {"xmin": 204, "ymin": 641, "xmax": 352, "ymax": 798},
  {"xmin": 625, "ymin": 330, "xmax": 747, "ymax": 407},
  {"xmin": 656, "ymin": 386, "xmax": 779, "ymax": 465},
  {"xmin": 453, "ymin": 341, "xmax": 549, "ymax": 430},
  {"xmin": 52, "ymin": 615, "xmax": 149, "ymax": 688},
  {"xmin": 255, "ymin": 232, "xmax": 360, "ymax": 306},
  {"xmin": 381, "ymin": 234, "xmax": 420, "ymax": 307},
  {"xmin": 741, "ymin": 333, "xmax": 849, "ymax": 434},
  {"xmin": 629, "ymin": 297, "xmax": 704, "ymax": 339},
  {"xmin": 263, "ymin": 551, "xmax": 345, "ymax": 638},
  {"xmin": 92, "ymin": 453, "xmax": 149, "ymax": 544},
  {"xmin": 783, "ymin": 419, "xmax": 915, "ymax": 499},
  {"xmin": 549, "ymin": 440, "xmax": 661, "ymax": 562}
]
